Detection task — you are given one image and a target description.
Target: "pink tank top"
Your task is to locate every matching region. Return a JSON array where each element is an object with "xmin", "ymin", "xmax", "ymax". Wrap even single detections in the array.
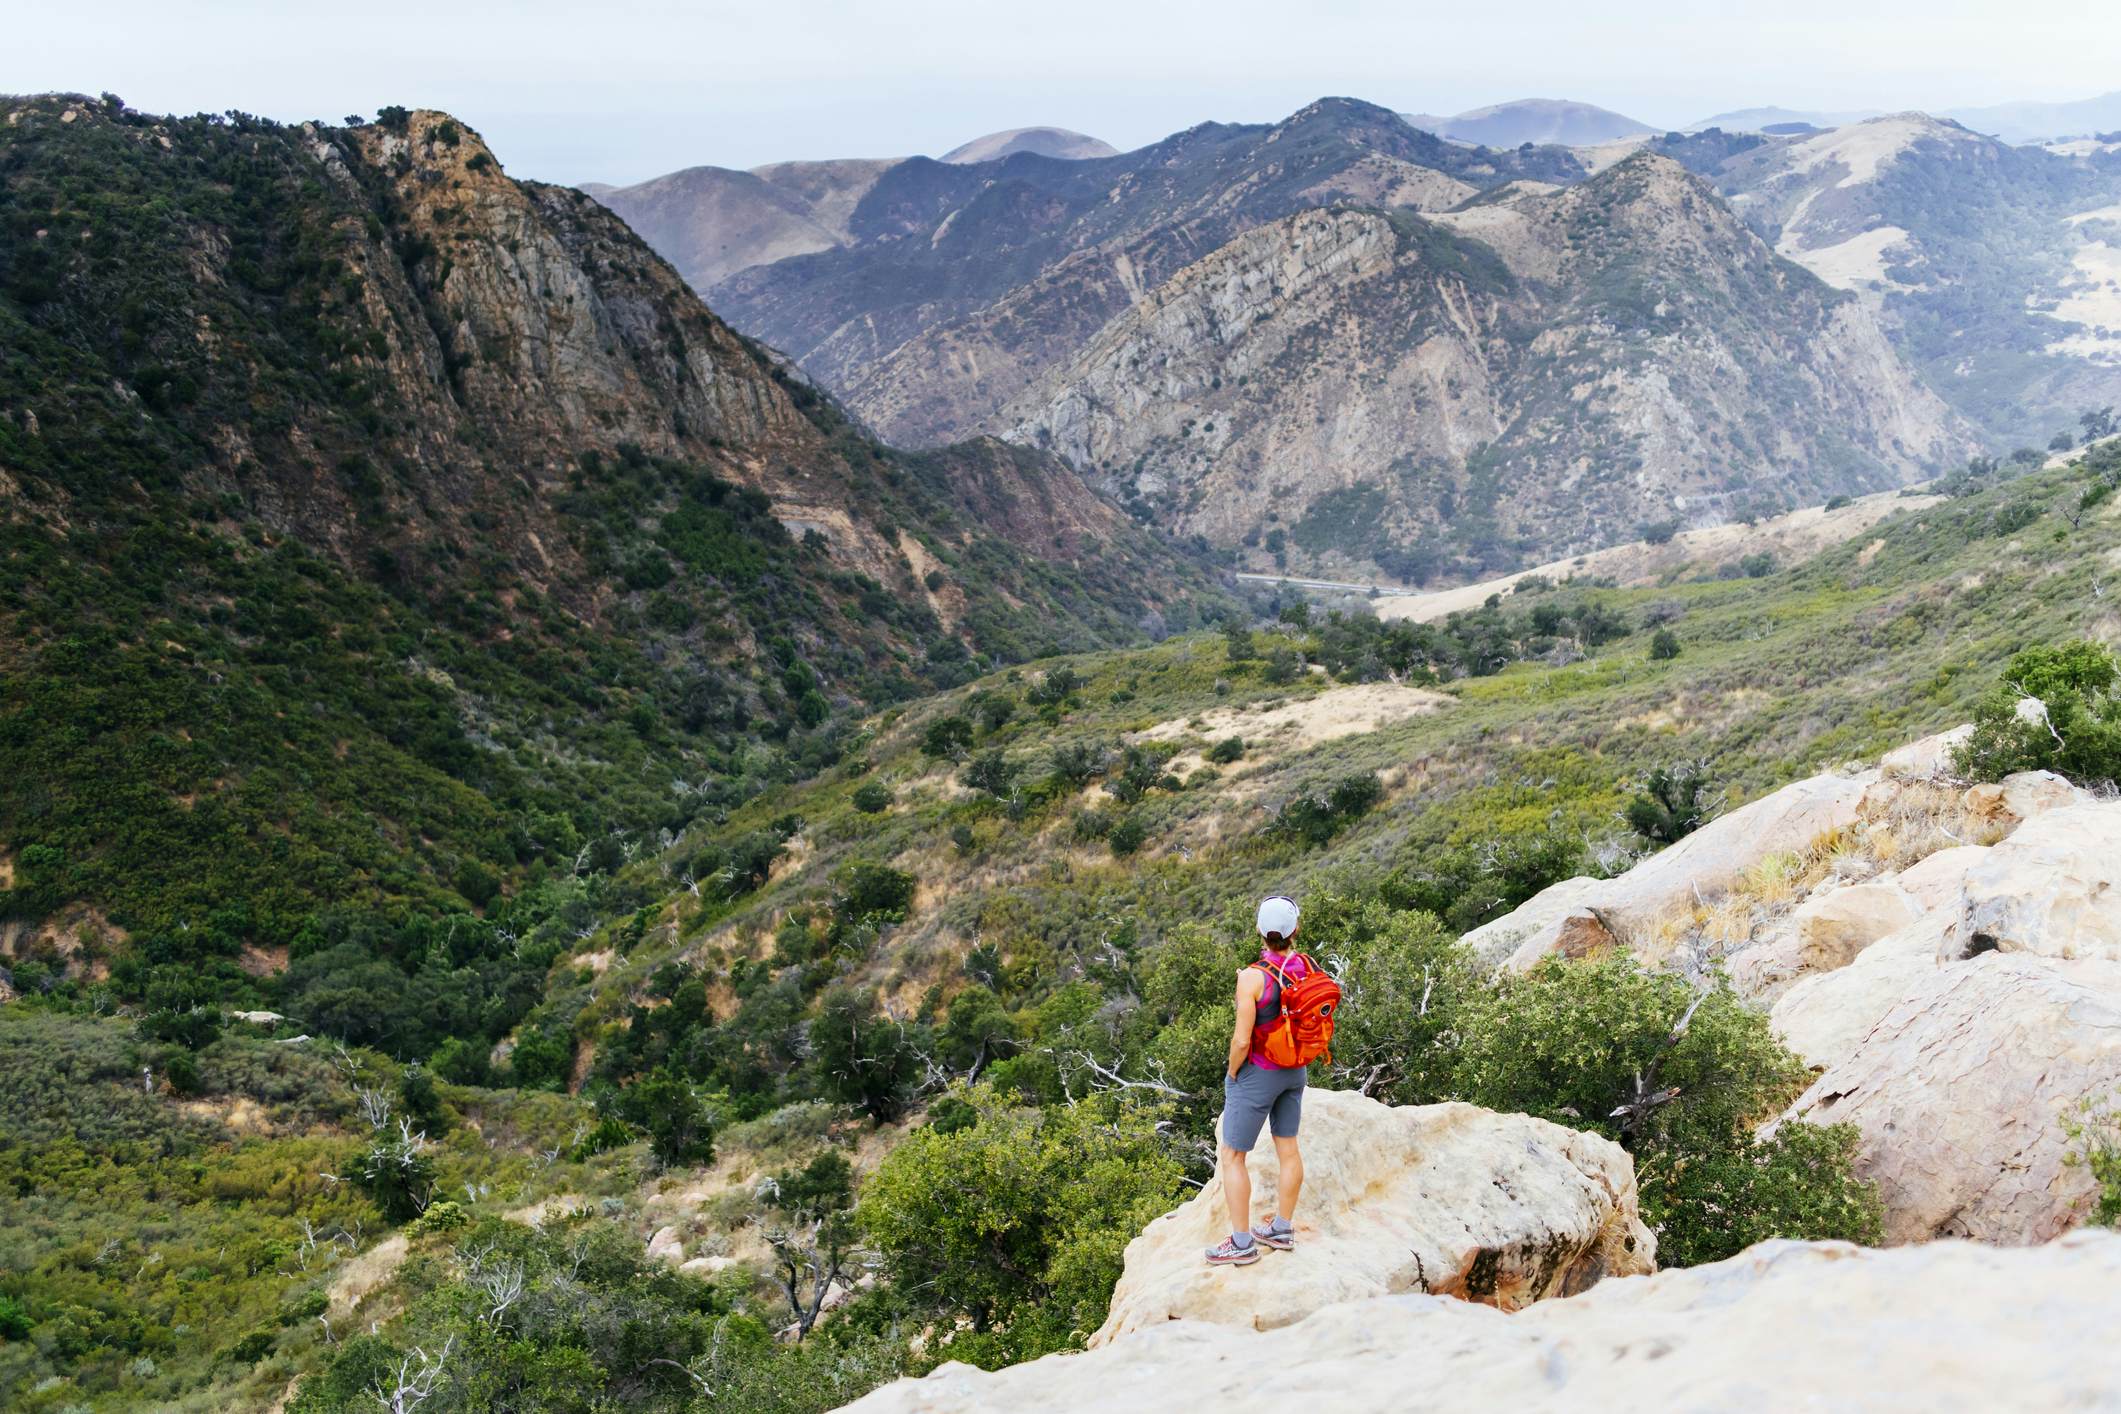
[{"xmin": 1248, "ymin": 951, "xmax": 1309, "ymax": 1069}]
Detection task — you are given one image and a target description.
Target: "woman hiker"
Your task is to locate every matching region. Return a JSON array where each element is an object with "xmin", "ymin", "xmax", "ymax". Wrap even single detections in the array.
[{"xmin": 1206, "ymin": 895, "xmax": 1309, "ymax": 1266}]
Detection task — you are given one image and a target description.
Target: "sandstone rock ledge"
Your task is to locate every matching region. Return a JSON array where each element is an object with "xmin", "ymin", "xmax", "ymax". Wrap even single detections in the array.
[
  {"xmin": 1092, "ymin": 1087, "xmax": 1654, "ymax": 1345},
  {"xmin": 843, "ymin": 1231, "xmax": 2121, "ymax": 1414}
]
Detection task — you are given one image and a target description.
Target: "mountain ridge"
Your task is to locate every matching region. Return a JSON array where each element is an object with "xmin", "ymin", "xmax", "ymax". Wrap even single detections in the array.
[{"xmin": 1004, "ymin": 152, "xmax": 1970, "ymax": 577}]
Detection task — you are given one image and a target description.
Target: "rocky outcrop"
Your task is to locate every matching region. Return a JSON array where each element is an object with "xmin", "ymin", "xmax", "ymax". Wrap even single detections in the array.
[
  {"xmin": 1092, "ymin": 1088, "xmax": 1654, "ymax": 1344},
  {"xmin": 1876, "ymin": 722, "xmax": 1973, "ymax": 780},
  {"xmin": 1789, "ymin": 879, "xmax": 1920, "ymax": 972},
  {"xmin": 1755, "ymin": 787, "xmax": 2121, "ymax": 1244},
  {"xmin": 1940, "ymin": 800, "xmax": 2121, "ymax": 962},
  {"xmin": 1768, "ymin": 953, "xmax": 2121, "ymax": 1243},
  {"xmin": 846, "ymin": 1232, "xmax": 2121, "ymax": 1414},
  {"xmin": 1467, "ymin": 770, "xmax": 1871, "ymax": 970}
]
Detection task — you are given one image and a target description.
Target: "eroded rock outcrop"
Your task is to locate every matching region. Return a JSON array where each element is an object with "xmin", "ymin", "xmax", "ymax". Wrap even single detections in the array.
[
  {"xmin": 846, "ymin": 1232, "xmax": 2121, "ymax": 1414},
  {"xmin": 1940, "ymin": 800, "xmax": 2121, "ymax": 962},
  {"xmin": 1091, "ymin": 1088, "xmax": 1654, "ymax": 1345},
  {"xmin": 1767, "ymin": 953, "xmax": 2121, "ymax": 1243},
  {"xmin": 1467, "ymin": 771, "xmax": 1871, "ymax": 969}
]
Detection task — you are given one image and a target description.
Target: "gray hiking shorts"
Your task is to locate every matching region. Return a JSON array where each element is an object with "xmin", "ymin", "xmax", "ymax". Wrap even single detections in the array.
[{"xmin": 1220, "ymin": 1059, "xmax": 1306, "ymax": 1153}]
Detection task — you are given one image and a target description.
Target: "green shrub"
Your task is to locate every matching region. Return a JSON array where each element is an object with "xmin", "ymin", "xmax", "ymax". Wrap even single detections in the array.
[
  {"xmin": 1954, "ymin": 640, "xmax": 2121, "ymax": 787},
  {"xmin": 860, "ymin": 1085, "xmax": 1180, "ymax": 1358},
  {"xmin": 961, "ymin": 749, "xmax": 1020, "ymax": 798},
  {"xmin": 1206, "ymin": 736, "xmax": 1245, "ymax": 764},
  {"xmin": 1267, "ymin": 772, "xmax": 1384, "ymax": 847},
  {"xmin": 1625, "ymin": 763, "xmax": 1718, "ymax": 845},
  {"xmin": 852, "ymin": 782, "xmax": 893, "ymax": 814},
  {"xmin": 2064, "ymin": 1093, "xmax": 2121, "ymax": 1227},
  {"xmin": 923, "ymin": 716, "xmax": 975, "ymax": 760},
  {"xmin": 1107, "ymin": 815, "xmax": 1148, "ymax": 856},
  {"xmin": 1648, "ymin": 628, "xmax": 1681, "ymax": 661},
  {"xmin": 1451, "ymin": 957, "xmax": 1882, "ymax": 1264}
]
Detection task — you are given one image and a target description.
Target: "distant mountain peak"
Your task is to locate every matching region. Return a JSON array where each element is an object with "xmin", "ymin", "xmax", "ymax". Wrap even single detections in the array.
[
  {"xmin": 1402, "ymin": 98, "xmax": 1656, "ymax": 148},
  {"xmin": 939, "ymin": 127, "xmax": 1117, "ymax": 164}
]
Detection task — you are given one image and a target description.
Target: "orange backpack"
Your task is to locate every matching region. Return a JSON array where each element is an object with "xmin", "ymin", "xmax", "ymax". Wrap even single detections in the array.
[{"xmin": 1253, "ymin": 952, "xmax": 1342, "ymax": 1068}]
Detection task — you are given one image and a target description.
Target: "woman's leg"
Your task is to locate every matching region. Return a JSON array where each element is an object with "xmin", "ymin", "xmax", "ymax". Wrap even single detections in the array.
[
  {"xmin": 1269, "ymin": 1073, "xmax": 1305, "ymax": 1221},
  {"xmin": 1270, "ymin": 1133, "xmax": 1303, "ymax": 1221},
  {"xmin": 1220, "ymin": 1143, "xmax": 1252, "ymax": 1234}
]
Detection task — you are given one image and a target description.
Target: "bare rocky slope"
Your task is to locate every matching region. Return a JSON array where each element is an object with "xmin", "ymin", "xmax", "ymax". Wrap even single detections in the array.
[{"xmin": 1005, "ymin": 154, "xmax": 1972, "ymax": 572}]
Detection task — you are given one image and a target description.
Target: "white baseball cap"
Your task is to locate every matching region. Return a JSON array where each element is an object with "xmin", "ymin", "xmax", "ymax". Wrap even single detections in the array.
[{"xmin": 1256, "ymin": 895, "xmax": 1300, "ymax": 939}]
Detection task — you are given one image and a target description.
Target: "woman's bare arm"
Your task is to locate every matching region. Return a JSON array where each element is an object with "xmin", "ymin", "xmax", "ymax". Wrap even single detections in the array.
[{"xmin": 1227, "ymin": 968, "xmax": 1262, "ymax": 1078}]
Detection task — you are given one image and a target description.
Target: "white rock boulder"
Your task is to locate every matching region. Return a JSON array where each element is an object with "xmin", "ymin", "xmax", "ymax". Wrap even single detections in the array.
[
  {"xmin": 1940, "ymin": 800, "xmax": 2121, "ymax": 962},
  {"xmin": 1090, "ymin": 1088, "xmax": 1654, "ymax": 1345},
  {"xmin": 1768, "ymin": 952, "xmax": 2121, "ymax": 1244},
  {"xmin": 1475, "ymin": 772, "xmax": 1870, "ymax": 969},
  {"xmin": 845, "ymin": 1232, "xmax": 2121, "ymax": 1414},
  {"xmin": 1892, "ymin": 844, "xmax": 1988, "ymax": 912},
  {"xmin": 1877, "ymin": 722, "xmax": 1972, "ymax": 780},
  {"xmin": 1958, "ymin": 769, "xmax": 2085, "ymax": 832},
  {"xmin": 646, "ymin": 1224, "xmax": 685, "ymax": 1267}
]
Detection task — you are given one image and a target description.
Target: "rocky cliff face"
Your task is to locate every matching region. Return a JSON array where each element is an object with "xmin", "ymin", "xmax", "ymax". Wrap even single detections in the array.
[{"xmin": 1005, "ymin": 154, "xmax": 1972, "ymax": 573}]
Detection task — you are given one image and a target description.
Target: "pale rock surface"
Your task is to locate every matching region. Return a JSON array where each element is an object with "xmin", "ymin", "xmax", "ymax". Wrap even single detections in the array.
[
  {"xmin": 1958, "ymin": 769, "xmax": 2085, "ymax": 832},
  {"xmin": 1789, "ymin": 880, "xmax": 1920, "ymax": 972},
  {"xmin": 1090, "ymin": 1089, "xmax": 1654, "ymax": 1345},
  {"xmin": 844, "ymin": 1232, "xmax": 2121, "ymax": 1414},
  {"xmin": 1770, "ymin": 914, "xmax": 1945, "ymax": 1068},
  {"xmin": 679, "ymin": 1254, "xmax": 738, "ymax": 1276},
  {"xmin": 1458, "ymin": 876, "xmax": 1603, "ymax": 970},
  {"xmin": 1479, "ymin": 772, "xmax": 1870, "ymax": 969},
  {"xmin": 1892, "ymin": 844, "xmax": 1989, "ymax": 912},
  {"xmin": 1768, "ymin": 952, "xmax": 2121, "ymax": 1243},
  {"xmin": 1940, "ymin": 800, "xmax": 2121, "ymax": 962},
  {"xmin": 1877, "ymin": 722, "xmax": 1972, "ymax": 779},
  {"xmin": 646, "ymin": 1225, "xmax": 685, "ymax": 1267},
  {"xmin": 1500, "ymin": 906, "xmax": 1616, "ymax": 971}
]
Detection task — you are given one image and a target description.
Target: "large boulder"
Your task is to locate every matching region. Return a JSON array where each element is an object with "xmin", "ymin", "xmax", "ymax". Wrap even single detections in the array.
[
  {"xmin": 1877, "ymin": 722, "xmax": 1972, "ymax": 780},
  {"xmin": 1479, "ymin": 771, "xmax": 1870, "ymax": 969},
  {"xmin": 1958, "ymin": 769, "xmax": 2085, "ymax": 833},
  {"xmin": 1767, "ymin": 953, "xmax": 2121, "ymax": 1244},
  {"xmin": 844, "ymin": 1232, "xmax": 2121, "ymax": 1414},
  {"xmin": 1090, "ymin": 1088, "xmax": 1654, "ymax": 1344},
  {"xmin": 1457, "ymin": 875, "xmax": 1604, "ymax": 970},
  {"xmin": 1940, "ymin": 800, "xmax": 2121, "ymax": 963}
]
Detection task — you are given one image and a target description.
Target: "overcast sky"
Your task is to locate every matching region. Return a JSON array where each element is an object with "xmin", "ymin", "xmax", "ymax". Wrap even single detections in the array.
[{"xmin": 9, "ymin": 1, "xmax": 2121, "ymax": 184}]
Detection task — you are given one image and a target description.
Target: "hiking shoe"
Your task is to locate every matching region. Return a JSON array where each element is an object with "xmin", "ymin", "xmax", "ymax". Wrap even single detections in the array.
[
  {"xmin": 1205, "ymin": 1235, "xmax": 1261, "ymax": 1266},
  {"xmin": 1251, "ymin": 1218, "xmax": 1294, "ymax": 1251}
]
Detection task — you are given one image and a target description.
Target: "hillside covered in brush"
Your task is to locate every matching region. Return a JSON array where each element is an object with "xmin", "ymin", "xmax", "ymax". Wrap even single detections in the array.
[{"xmin": 0, "ymin": 94, "xmax": 1224, "ymax": 955}]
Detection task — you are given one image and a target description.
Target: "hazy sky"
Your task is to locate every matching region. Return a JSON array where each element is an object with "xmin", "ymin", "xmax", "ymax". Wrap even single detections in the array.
[{"xmin": 10, "ymin": 1, "xmax": 2121, "ymax": 184}]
